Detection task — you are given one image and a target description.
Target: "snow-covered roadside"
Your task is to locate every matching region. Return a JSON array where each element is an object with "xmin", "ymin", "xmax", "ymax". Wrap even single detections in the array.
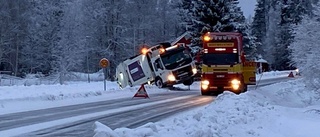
[
  {"xmin": 0, "ymin": 82, "xmax": 168, "ymax": 115},
  {"xmin": 0, "ymin": 70, "xmax": 307, "ymax": 136},
  {"xmin": 0, "ymin": 71, "xmax": 292, "ymax": 115},
  {"xmin": 93, "ymin": 78, "xmax": 320, "ymax": 137}
]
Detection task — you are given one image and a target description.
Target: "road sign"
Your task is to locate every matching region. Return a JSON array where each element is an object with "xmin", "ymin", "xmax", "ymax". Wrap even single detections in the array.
[
  {"xmin": 132, "ymin": 84, "xmax": 149, "ymax": 99},
  {"xmin": 99, "ymin": 58, "xmax": 109, "ymax": 91},
  {"xmin": 100, "ymin": 58, "xmax": 109, "ymax": 68}
]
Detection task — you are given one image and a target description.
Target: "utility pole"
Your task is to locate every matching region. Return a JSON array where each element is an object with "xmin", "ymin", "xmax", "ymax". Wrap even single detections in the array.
[
  {"xmin": 15, "ymin": 4, "xmax": 20, "ymax": 77},
  {"xmin": 133, "ymin": 26, "xmax": 136, "ymax": 55},
  {"xmin": 87, "ymin": 51, "xmax": 90, "ymax": 83},
  {"xmin": 86, "ymin": 36, "xmax": 91, "ymax": 83},
  {"xmin": 15, "ymin": 42, "xmax": 18, "ymax": 77}
]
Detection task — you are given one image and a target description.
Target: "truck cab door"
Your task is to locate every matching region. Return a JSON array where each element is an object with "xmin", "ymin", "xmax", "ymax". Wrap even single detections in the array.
[{"xmin": 152, "ymin": 58, "xmax": 165, "ymax": 77}]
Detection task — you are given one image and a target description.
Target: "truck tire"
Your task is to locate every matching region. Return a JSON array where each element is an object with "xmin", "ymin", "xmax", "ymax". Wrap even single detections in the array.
[
  {"xmin": 242, "ymin": 84, "xmax": 248, "ymax": 93},
  {"xmin": 183, "ymin": 77, "xmax": 194, "ymax": 86},
  {"xmin": 155, "ymin": 78, "xmax": 164, "ymax": 88},
  {"xmin": 201, "ymin": 90, "xmax": 210, "ymax": 96},
  {"xmin": 128, "ymin": 81, "xmax": 133, "ymax": 87}
]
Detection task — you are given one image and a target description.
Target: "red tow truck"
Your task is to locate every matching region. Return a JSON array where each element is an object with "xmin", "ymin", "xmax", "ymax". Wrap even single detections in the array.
[{"xmin": 200, "ymin": 32, "xmax": 256, "ymax": 95}]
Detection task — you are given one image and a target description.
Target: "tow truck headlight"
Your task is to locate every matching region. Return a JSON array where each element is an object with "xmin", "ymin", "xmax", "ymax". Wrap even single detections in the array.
[
  {"xmin": 192, "ymin": 68, "xmax": 197, "ymax": 74},
  {"xmin": 201, "ymin": 80, "xmax": 209, "ymax": 90},
  {"xmin": 168, "ymin": 74, "xmax": 176, "ymax": 81},
  {"xmin": 231, "ymin": 79, "xmax": 241, "ymax": 90}
]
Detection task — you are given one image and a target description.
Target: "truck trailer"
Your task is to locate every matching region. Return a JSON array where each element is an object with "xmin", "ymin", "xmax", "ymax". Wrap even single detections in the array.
[
  {"xmin": 200, "ymin": 32, "xmax": 256, "ymax": 95},
  {"xmin": 116, "ymin": 42, "xmax": 197, "ymax": 89}
]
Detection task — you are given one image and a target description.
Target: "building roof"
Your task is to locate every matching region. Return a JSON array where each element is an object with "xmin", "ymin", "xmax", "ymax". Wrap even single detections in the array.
[{"xmin": 255, "ymin": 59, "xmax": 268, "ymax": 63}]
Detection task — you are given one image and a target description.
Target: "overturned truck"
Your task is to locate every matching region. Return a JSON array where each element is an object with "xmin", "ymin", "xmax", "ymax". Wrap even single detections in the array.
[{"xmin": 116, "ymin": 43, "xmax": 197, "ymax": 89}]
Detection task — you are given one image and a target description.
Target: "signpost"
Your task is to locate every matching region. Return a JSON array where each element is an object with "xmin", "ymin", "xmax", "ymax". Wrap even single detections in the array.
[{"xmin": 100, "ymin": 58, "xmax": 109, "ymax": 91}]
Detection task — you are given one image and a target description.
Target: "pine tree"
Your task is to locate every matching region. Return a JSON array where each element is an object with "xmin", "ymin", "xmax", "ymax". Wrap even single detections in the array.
[
  {"xmin": 251, "ymin": 0, "xmax": 266, "ymax": 56},
  {"xmin": 253, "ymin": 0, "xmax": 310, "ymax": 70},
  {"xmin": 272, "ymin": 0, "xmax": 307, "ymax": 70},
  {"xmin": 179, "ymin": 0, "xmax": 256, "ymax": 58},
  {"xmin": 188, "ymin": 0, "xmax": 247, "ymax": 43},
  {"xmin": 21, "ymin": 0, "xmax": 54, "ymax": 74},
  {"xmin": 49, "ymin": 0, "xmax": 68, "ymax": 84},
  {"xmin": 242, "ymin": 23, "xmax": 258, "ymax": 60},
  {"xmin": 0, "ymin": 1, "xmax": 30, "ymax": 76},
  {"xmin": 174, "ymin": 0, "xmax": 194, "ymax": 31}
]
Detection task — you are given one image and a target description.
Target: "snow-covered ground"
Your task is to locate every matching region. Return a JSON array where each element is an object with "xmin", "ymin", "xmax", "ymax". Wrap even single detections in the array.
[
  {"xmin": 2, "ymin": 70, "xmax": 316, "ymax": 137},
  {"xmin": 93, "ymin": 71, "xmax": 320, "ymax": 137},
  {"xmin": 0, "ymin": 70, "xmax": 291, "ymax": 114}
]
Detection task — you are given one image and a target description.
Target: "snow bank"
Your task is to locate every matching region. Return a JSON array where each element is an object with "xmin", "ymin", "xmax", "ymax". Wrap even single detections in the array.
[
  {"xmin": 0, "ymin": 71, "xmax": 105, "ymax": 86},
  {"xmin": 93, "ymin": 78, "xmax": 320, "ymax": 137},
  {"xmin": 0, "ymin": 82, "xmax": 117, "ymax": 101},
  {"xmin": 256, "ymin": 70, "xmax": 293, "ymax": 80},
  {"xmin": 93, "ymin": 91, "xmax": 278, "ymax": 137},
  {"xmin": 252, "ymin": 78, "xmax": 319, "ymax": 107}
]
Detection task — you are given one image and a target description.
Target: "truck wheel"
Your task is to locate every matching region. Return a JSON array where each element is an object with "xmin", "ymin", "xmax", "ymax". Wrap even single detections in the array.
[
  {"xmin": 183, "ymin": 77, "xmax": 194, "ymax": 86},
  {"xmin": 201, "ymin": 90, "xmax": 210, "ymax": 96},
  {"xmin": 242, "ymin": 84, "xmax": 248, "ymax": 93},
  {"xmin": 155, "ymin": 78, "xmax": 164, "ymax": 88}
]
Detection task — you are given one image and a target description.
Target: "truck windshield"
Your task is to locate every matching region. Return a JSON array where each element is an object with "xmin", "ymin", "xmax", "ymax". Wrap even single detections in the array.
[
  {"xmin": 203, "ymin": 53, "xmax": 239, "ymax": 65},
  {"xmin": 161, "ymin": 48, "xmax": 192, "ymax": 70}
]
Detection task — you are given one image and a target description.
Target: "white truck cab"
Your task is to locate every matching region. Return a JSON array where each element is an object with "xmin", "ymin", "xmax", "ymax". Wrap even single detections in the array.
[{"xmin": 116, "ymin": 43, "xmax": 197, "ymax": 88}]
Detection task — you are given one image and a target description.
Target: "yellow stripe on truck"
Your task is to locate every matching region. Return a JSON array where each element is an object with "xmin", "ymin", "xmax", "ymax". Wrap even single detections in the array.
[{"xmin": 207, "ymin": 43, "xmax": 234, "ymax": 47}]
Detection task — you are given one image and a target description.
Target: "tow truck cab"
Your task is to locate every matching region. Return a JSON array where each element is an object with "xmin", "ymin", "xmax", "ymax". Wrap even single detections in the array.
[{"xmin": 200, "ymin": 32, "xmax": 256, "ymax": 95}]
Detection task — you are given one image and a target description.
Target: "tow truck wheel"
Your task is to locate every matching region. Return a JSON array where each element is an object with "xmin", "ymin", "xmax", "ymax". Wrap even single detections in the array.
[
  {"xmin": 201, "ymin": 90, "xmax": 210, "ymax": 96},
  {"xmin": 155, "ymin": 78, "xmax": 164, "ymax": 88},
  {"xmin": 242, "ymin": 84, "xmax": 248, "ymax": 93}
]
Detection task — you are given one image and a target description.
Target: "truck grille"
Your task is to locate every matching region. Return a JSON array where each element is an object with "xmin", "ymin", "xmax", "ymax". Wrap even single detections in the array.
[
  {"xmin": 208, "ymin": 73, "xmax": 240, "ymax": 86},
  {"xmin": 173, "ymin": 66, "xmax": 193, "ymax": 81}
]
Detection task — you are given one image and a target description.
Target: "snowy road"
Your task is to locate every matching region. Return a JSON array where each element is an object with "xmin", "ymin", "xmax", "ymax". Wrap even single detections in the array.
[
  {"xmin": 1, "ymin": 91, "xmax": 212, "ymax": 137},
  {"xmin": 0, "ymin": 76, "xmax": 292, "ymax": 137}
]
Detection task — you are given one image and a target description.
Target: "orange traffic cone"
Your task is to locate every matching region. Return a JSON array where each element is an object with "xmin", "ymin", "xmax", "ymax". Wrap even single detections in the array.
[{"xmin": 288, "ymin": 72, "xmax": 294, "ymax": 78}]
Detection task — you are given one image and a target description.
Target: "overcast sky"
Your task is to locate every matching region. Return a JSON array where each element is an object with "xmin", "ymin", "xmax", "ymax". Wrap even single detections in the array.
[{"xmin": 238, "ymin": 0, "xmax": 257, "ymax": 18}]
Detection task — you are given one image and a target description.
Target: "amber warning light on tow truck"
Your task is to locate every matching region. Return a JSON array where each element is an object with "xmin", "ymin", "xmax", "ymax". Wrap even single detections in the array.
[
  {"xmin": 141, "ymin": 48, "xmax": 148, "ymax": 55},
  {"xmin": 159, "ymin": 48, "xmax": 165, "ymax": 54},
  {"xmin": 203, "ymin": 35, "xmax": 211, "ymax": 42}
]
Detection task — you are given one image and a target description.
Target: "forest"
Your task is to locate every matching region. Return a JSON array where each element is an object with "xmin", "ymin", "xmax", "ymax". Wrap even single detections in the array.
[{"xmin": 0, "ymin": 0, "xmax": 318, "ymax": 84}]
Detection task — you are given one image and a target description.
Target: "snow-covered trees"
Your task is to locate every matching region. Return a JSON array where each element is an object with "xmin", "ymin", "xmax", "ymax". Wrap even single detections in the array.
[
  {"xmin": 251, "ymin": 0, "xmax": 312, "ymax": 70},
  {"xmin": 0, "ymin": 0, "xmax": 182, "ymax": 83},
  {"xmin": 251, "ymin": 0, "xmax": 266, "ymax": 56},
  {"xmin": 188, "ymin": 0, "xmax": 245, "ymax": 42},
  {"xmin": 0, "ymin": 0, "xmax": 31, "ymax": 76},
  {"xmin": 177, "ymin": 0, "xmax": 257, "ymax": 59},
  {"xmin": 290, "ymin": 2, "xmax": 320, "ymax": 90}
]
